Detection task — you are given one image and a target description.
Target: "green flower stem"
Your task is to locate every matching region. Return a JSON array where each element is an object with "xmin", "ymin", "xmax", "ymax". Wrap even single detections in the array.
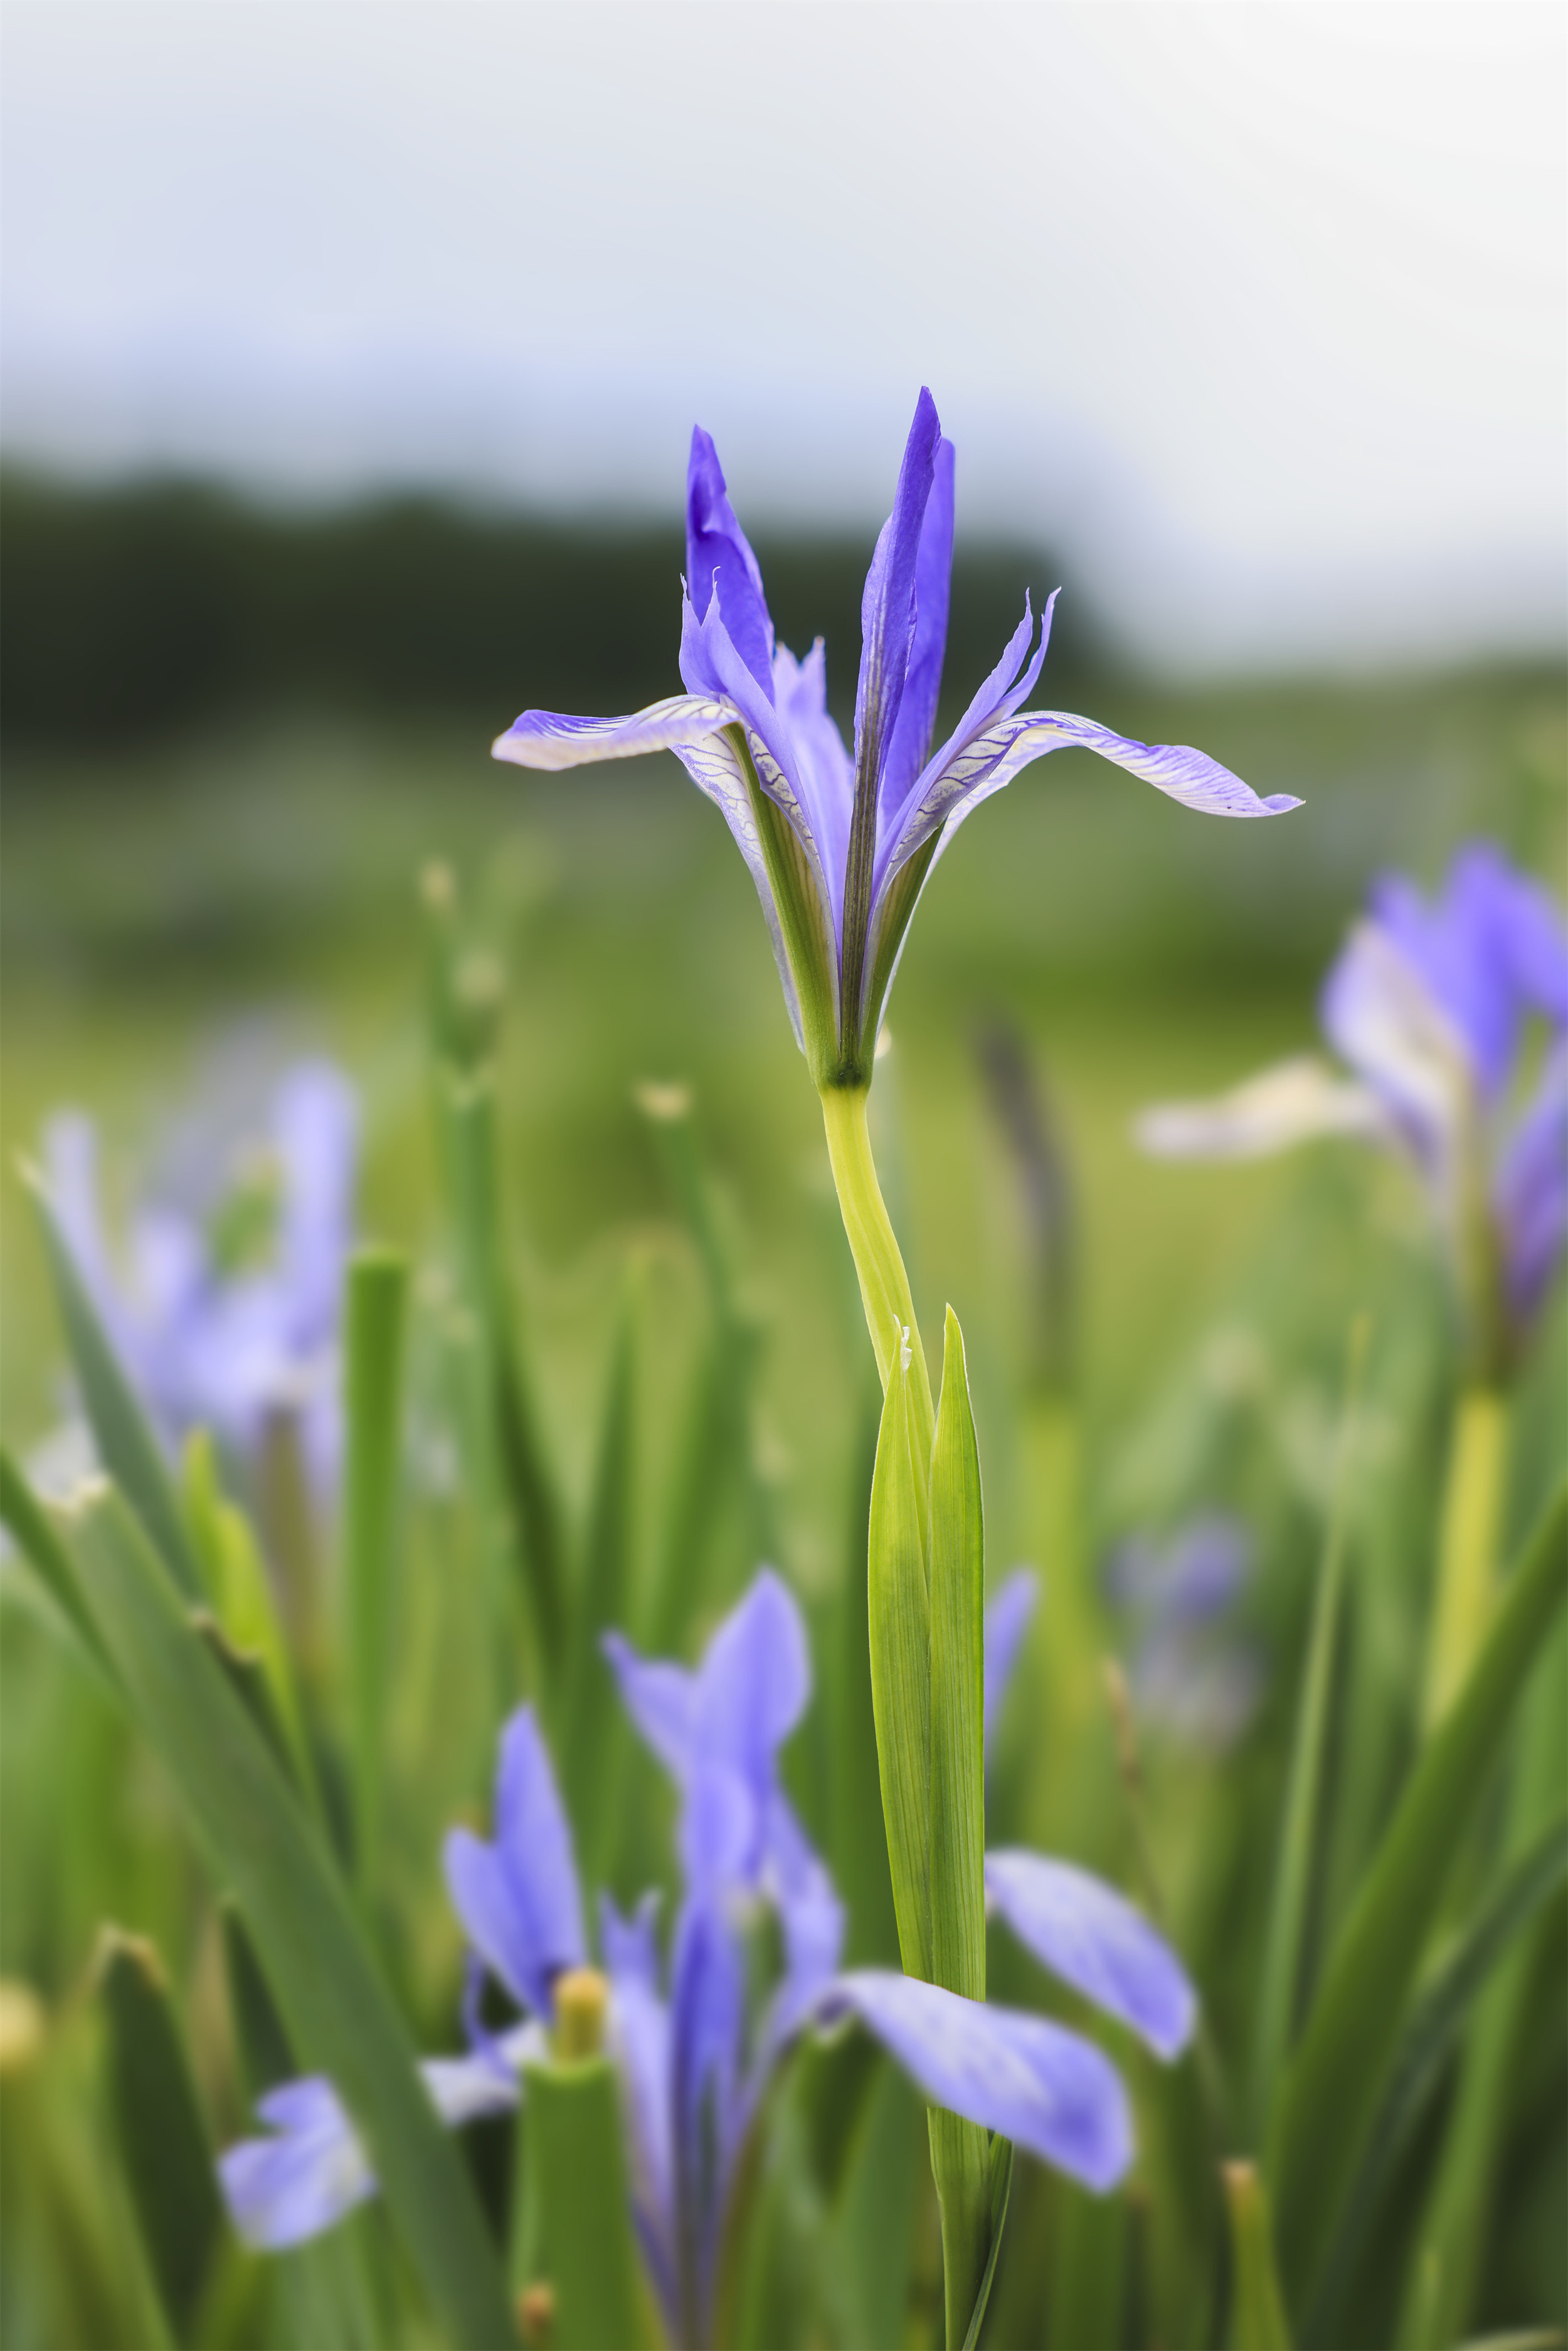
[
  {"xmin": 818, "ymin": 1083, "xmax": 933, "ymax": 1438},
  {"xmin": 1424, "ymin": 1385, "xmax": 1510, "ymax": 1730},
  {"xmin": 820, "ymin": 1081, "xmax": 995, "ymax": 2348}
]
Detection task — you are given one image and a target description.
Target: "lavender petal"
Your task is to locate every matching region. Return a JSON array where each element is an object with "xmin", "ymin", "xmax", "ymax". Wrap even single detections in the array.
[
  {"xmin": 686, "ymin": 427, "xmax": 775, "ymax": 698},
  {"xmin": 492, "ymin": 695, "xmax": 734, "ymax": 771},
  {"xmin": 984, "ymin": 1851, "xmax": 1197, "ymax": 2059},
  {"xmin": 218, "ymin": 2047, "xmax": 522, "ymax": 2253},
  {"xmin": 983, "ymin": 1568, "xmax": 1041, "ymax": 1760},
  {"xmin": 823, "ymin": 1971, "xmax": 1133, "ymax": 2193},
  {"xmin": 442, "ymin": 1706, "xmax": 585, "ymax": 2019},
  {"xmin": 853, "ymin": 390, "xmax": 942, "ymax": 818}
]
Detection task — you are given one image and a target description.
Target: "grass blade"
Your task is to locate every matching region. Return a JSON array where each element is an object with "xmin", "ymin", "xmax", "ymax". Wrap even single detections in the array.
[
  {"xmin": 27, "ymin": 1172, "xmax": 201, "ymax": 1596},
  {"xmin": 1253, "ymin": 1317, "xmax": 1368, "ymax": 2135},
  {"xmin": 0, "ymin": 1443, "xmax": 117, "ymax": 1688},
  {"xmin": 1306, "ymin": 1808, "xmax": 1568, "ymax": 2345},
  {"xmin": 960, "ymin": 2136, "xmax": 1014, "ymax": 2351},
  {"xmin": 66, "ymin": 1483, "xmax": 516, "ymax": 2349},
  {"xmin": 1268, "ymin": 1477, "xmax": 1567, "ymax": 2308},
  {"xmin": 559, "ymin": 1273, "xmax": 638, "ymax": 1881},
  {"xmin": 97, "ymin": 1927, "xmax": 226, "ymax": 2345},
  {"xmin": 340, "ymin": 1246, "xmax": 410, "ymax": 1901},
  {"xmin": 438, "ymin": 1069, "xmax": 566, "ymax": 1678}
]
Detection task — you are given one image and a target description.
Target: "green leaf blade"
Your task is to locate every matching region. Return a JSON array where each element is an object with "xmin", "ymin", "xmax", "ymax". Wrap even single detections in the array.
[
  {"xmin": 97, "ymin": 1927, "xmax": 227, "ymax": 2345},
  {"xmin": 867, "ymin": 1336, "xmax": 931, "ymax": 1987},
  {"xmin": 1269, "ymin": 1478, "xmax": 1567, "ymax": 2308},
  {"xmin": 341, "ymin": 1245, "xmax": 411, "ymax": 1899},
  {"xmin": 926, "ymin": 1306, "xmax": 995, "ymax": 2345},
  {"xmin": 67, "ymin": 1485, "xmax": 516, "ymax": 2350},
  {"xmin": 28, "ymin": 1172, "xmax": 202, "ymax": 1596}
]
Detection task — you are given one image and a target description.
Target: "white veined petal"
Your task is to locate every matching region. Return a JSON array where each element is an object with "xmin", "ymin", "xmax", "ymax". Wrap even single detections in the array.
[
  {"xmin": 1135, "ymin": 1057, "xmax": 1387, "ymax": 1162},
  {"xmin": 492, "ymin": 696, "xmax": 734, "ymax": 771}
]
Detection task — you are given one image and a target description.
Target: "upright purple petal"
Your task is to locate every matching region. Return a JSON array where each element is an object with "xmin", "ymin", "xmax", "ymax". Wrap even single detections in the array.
[
  {"xmin": 601, "ymin": 1635, "xmax": 699, "ymax": 1783},
  {"xmin": 687, "ymin": 428, "xmax": 775, "ymax": 698},
  {"xmin": 771, "ymin": 638, "xmax": 856, "ymax": 932},
  {"xmin": 679, "ymin": 590, "xmax": 843, "ymax": 960},
  {"xmin": 1495, "ymin": 1038, "xmax": 1568, "ymax": 1322},
  {"xmin": 823, "ymin": 1972, "xmax": 1132, "ymax": 2193},
  {"xmin": 1320, "ymin": 922, "xmax": 1471, "ymax": 1187},
  {"xmin": 983, "ymin": 1569, "xmax": 1041, "ymax": 1761},
  {"xmin": 879, "ymin": 435, "xmax": 956, "ymax": 828},
  {"xmin": 494, "ymin": 694, "xmax": 734, "ymax": 771},
  {"xmin": 761, "ymin": 1793, "xmax": 845, "ymax": 2047},
  {"xmin": 1372, "ymin": 845, "xmax": 1568, "ymax": 1098},
  {"xmin": 854, "ymin": 390, "xmax": 942, "ymax": 819},
  {"xmin": 690, "ymin": 1568, "xmax": 812, "ymax": 1798},
  {"xmin": 983, "ymin": 1851, "xmax": 1197, "ymax": 2060},
  {"xmin": 442, "ymin": 1707, "xmax": 585, "ymax": 2018},
  {"xmin": 670, "ymin": 1894, "xmax": 745, "ymax": 2321}
]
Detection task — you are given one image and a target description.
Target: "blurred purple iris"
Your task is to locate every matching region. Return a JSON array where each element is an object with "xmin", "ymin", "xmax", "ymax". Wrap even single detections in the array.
[
  {"xmin": 43, "ymin": 1061, "xmax": 357, "ymax": 1495},
  {"xmin": 1138, "ymin": 844, "xmax": 1568, "ymax": 1364},
  {"xmin": 495, "ymin": 393, "xmax": 1298, "ymax": 1086},
  {"xmin": 219, "ymin": 1572, "xmax": 1195, "ymax": 2341},
  {"xmin": 1102, "ymin": 1517, "xmax": 1263, "ymax": 1749}
]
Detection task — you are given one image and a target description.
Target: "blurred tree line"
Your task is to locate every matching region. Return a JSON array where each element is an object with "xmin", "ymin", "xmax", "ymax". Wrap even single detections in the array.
[{"xmin": 1, "ymin": 471, "xmax": 1103, "ymax": 760}]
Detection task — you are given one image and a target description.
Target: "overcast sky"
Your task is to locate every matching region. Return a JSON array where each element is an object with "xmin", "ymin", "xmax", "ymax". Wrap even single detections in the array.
[{"xmin": 3, "ymin": 3, "xmax": 1564, "ymax": 672}]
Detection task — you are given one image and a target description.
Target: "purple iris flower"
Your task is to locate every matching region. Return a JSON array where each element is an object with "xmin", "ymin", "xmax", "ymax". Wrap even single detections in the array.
[
  {"xmin": 1101, "ymin": 1517, "xmax": 1263, "ymax": 1750},
  {"xmin": 1138, "ymin": 844, "xmax": 1568, "ymax": 1359},
  {"xmin": 43, "ymin": 1061, "xmax": 358, "ymax": 1495},
  {"xmin": 494, "ymin": 393, "xmax": 1299, "ymax": 1088},
  {"xmin": 605, "ymin": 1571, "xmax": 1195, "ymax": 2340},
  {"xmin": 219, "ymin": 1574, "xmax": 1195, "ymax": 2341}
]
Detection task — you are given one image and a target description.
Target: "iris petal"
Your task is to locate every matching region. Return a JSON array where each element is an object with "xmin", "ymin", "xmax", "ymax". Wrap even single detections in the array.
[
  {"xmin": 442, "ymin": 1707, "xmax": 585, "ymax": 2019},
  {"xmin": 492, "ymin": 695, "xmax": 734, "ymax": 770},
  {"xmin": 983, "ymin": 1850, "xmax": 1197, "ymax": 2059},
  {"xmin": 687, "ymin": 427, "xmax": 775, "ymax": 697},
  {"xmin": 824, "ymin": 1970, "xmax": 1133, "ymax": 2193},
  {"xmin": 219, "ymin": 2046, "xmax": 524, "ymax": 2253},
  {"xmin": 983, "ymin": 1569, "xmax": 1040, "ymax": 1759}
]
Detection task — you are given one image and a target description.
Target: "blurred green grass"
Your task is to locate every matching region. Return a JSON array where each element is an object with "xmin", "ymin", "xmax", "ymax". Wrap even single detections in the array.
[{"xmin": 4, "ymin": 660, "xmax": 1561, "ymax": 1504}]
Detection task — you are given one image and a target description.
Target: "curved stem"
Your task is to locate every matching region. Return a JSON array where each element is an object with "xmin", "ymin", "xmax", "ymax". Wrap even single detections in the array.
[{"xmin": 818, "ymin": 1083, "xmax": 933, "ymax": 1451}]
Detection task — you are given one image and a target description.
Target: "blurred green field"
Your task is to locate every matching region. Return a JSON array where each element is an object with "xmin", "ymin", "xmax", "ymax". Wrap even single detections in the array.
[{"xmin": 4, "ymin": 660, "xmax": 1562, "ymax": 1482}]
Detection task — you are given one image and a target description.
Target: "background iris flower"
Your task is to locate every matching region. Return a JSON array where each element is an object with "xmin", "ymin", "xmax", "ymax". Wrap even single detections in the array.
[
  {"xmin": 1136, "ymin": 842, "xmax": 1568, "ymax": 1371},
  {"xmin": 41, "ymin": 1060, "xmax": 358, "ymax": 1494},
  {"xmin": 1101, "ymin": 1514, "xmax": 1263, "ymax": 1750},
  {"xmin": 494, "ymin": 391, "xmax": 1300, "ymax": 1089},
  {"xmin": 218, "ymin": 1570, "xmax": 1195, "ymax": 2343}
]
